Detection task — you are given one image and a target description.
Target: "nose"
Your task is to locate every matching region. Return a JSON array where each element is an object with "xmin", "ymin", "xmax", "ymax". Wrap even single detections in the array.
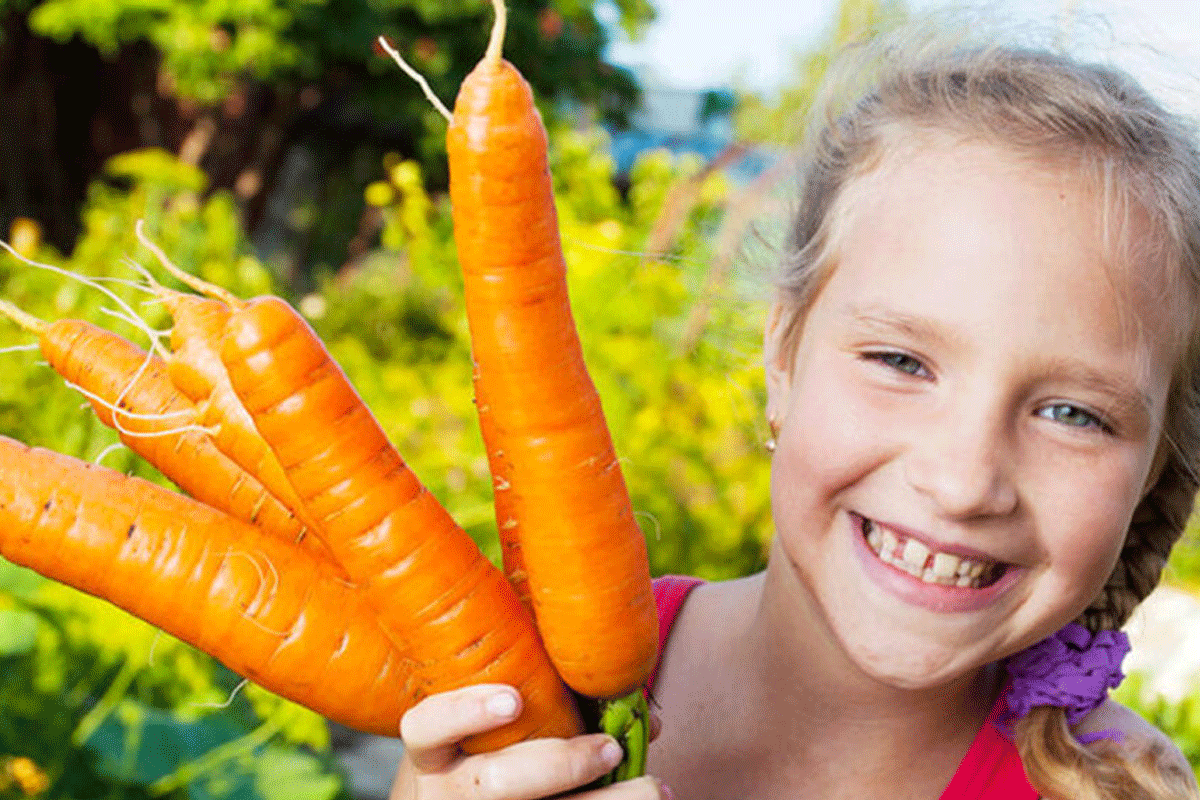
[{"xmin": 903, "ymin": 404, "xmax": 1018, "ymax": 520}]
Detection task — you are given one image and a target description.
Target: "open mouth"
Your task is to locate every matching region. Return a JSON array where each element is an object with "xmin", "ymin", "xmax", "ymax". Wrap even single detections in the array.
[{"xmin": 859, "ymin": 515, "xmax": 1006, "ymax": 590}]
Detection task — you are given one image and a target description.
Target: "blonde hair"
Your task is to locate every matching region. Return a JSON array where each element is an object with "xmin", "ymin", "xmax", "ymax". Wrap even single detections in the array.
[{"xmin": 775, "ymin": 18, "xmax": 1200, "ymax": 800}]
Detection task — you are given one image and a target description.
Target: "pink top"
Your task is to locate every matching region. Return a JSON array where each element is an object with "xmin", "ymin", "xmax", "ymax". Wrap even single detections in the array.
[{"xmin": 650, "ymin": 576, "xmax": 1038, "ymax": 799}]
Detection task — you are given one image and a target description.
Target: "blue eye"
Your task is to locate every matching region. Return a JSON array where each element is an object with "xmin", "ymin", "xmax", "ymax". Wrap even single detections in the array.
[
  {"xmin": 1039, "ymin": 403, "xmax": 1112, "ymax": 433},
  {"xmin": 867, "ymin": 351, "xmax": 927, "ymax": 377}
]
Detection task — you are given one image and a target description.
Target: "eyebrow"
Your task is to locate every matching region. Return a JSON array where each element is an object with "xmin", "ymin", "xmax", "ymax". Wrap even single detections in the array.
[
  {"xmin": 845, "ymin": 304, "xmax": 961, "ymax": 349},
  {"xmin": 1034, "ymin": 358, "xmax": 1156, "ymax": 426},
  {"xmin": 845, "ymin": 303, "xmax": 1156, "ymax": 426}
]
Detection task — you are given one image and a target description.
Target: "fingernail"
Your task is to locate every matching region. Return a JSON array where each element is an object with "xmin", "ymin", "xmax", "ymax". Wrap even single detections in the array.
[
  {"xmin": 485, "ymin": 691, "xmax": 518, "ymax": 719},
  {"xmin": 600, "ymin": 740, "xmax": 624, "ymax": 767}
]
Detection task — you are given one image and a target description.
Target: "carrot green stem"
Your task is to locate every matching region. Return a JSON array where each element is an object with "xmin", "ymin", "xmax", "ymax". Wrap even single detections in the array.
[
  {"xmin": 598, "ymin": 689, "xmax": 650, "ymax": 784},
  {"xmin": 148, "ymin": 713, "xmax": 287, "ymax": 795}
]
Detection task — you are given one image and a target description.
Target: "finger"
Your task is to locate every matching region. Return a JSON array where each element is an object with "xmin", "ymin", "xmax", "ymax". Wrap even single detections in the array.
[
  {"xmin": 647, "ymin": 709, "xmax": 662, "ymax": 743},
  {"xmin": 400, "ymin": 684, "xmax": 522, "ymax": 773},
  {"xmin": 448, "ymin": 733, "xmax": 625, "ymax": 799}
]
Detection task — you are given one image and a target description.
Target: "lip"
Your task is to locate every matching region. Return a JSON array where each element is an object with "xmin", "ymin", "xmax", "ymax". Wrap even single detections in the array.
[{"xmin": 849, "ymin": 512, "xmax": 1025, "ymax": 613}]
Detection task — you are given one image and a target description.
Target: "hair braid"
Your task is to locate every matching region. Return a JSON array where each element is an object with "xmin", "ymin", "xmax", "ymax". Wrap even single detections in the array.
[
  {"xmin": 1079, "ymin": 456, "xmax": 1197, "ymax": 633},
  {"xmin": 1017, "ymin": 706, "xmax": 1198, "ymax": 799}
]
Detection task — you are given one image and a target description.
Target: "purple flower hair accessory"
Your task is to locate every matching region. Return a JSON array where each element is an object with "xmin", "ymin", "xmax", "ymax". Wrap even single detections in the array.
[{"xmin": 999, "ymin": 622, "xmax": 1130, "ymax": 741}]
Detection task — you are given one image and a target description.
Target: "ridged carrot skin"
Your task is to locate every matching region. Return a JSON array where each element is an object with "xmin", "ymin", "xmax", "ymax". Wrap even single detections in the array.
[
  {"xmin": 473, "ymin": 369, "xmax": 530, "ymax": 610},
  {"xmin": 219, "ymin": 295, "xmax": 584, "ymax": 752},
  {"xmin": 37, "ymin": 319, "xmax": 335, "ymax": 566},
  {"xmin": 447, "ymin": 55, "xmax": 658, "ymax": 699},
  {"xmin": 156, "ymin": 288, "xmax": 336, "ymax": 565},
  {"xmin": 0, "ymin": 436, "xmax": 407, "ymax": 736}
]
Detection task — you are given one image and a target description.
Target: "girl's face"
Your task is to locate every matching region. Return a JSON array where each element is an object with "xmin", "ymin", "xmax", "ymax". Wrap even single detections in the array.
[{"xmin": 766, "ymin": 137, "xmax": 1176, "ymax": 688}]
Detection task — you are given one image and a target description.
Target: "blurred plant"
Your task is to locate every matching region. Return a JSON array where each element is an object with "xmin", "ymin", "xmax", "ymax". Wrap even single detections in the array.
[
  {"xmin": 0, "ymin": 152, "xmax": 346, "ymax": 799},
  {"xmin": 1166, "ymin": 514, "xmax": 1200, "ymax": 592},
  {"xmin": 733, "ymin": 0, "xmax": 907, "ymax": 147},
  {"xmin": 0, "ymin": 754, "xmax": 50, "ymax": 798},
  {"xmin": 2, "ymin": 0, "xmax": 652, "ymax": 271},
  {"xmin": 1113, "ymin": 673, "xmax": 1200, "ymax": 775}
]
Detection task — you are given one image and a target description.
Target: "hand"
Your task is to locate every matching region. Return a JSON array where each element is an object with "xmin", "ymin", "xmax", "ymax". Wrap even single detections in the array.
[{"xmin": 390, "ymin": 684, "xmax": 672, "ymax": 799}]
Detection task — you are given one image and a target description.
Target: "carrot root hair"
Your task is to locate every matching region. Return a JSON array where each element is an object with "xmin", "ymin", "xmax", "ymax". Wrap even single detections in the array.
[
  {"xmin": 484, "ymin": 0, "xmax": 507, "ymax": 67},
  {"xmin": 134, "ymin": 220, "xmax": 241, "ymax": 307},
  {"xmin": 0, "ymin": 239, "xmax": 169, "ymax": 352},
  {"xmin": 378, "ymin": 37, "xmax": 452, "ymax": 122}
]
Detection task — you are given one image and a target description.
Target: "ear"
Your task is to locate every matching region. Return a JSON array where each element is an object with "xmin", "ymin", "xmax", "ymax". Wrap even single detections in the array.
[
  {"xmin": 764, "ymin": 297, "xmax": 794, "ymax": 425},
  {"xmin": 1142, "ymin": 435, "xmax": 1172, "ymax": 498}
]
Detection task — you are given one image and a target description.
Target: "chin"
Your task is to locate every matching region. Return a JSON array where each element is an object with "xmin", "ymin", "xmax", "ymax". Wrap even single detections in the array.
[{"xmin": 848, "ymin": 636, "xmax": 975, "ymax": 690}]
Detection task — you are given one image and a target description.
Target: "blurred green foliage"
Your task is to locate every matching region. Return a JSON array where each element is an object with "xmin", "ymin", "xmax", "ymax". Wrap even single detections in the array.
[
  {"xmin": 0, "ymin": 151, "xmax": 347, "ymax": 798},
  {"xmin": 1114, "ymin": 673, "xmax": 1200, "ymax": 774},
  {"xmin": 11, "ymin": 0, "xmax": 652, "ymax": 110},
  {"xmin": 733, "ymin": 0, "xmax": 907, "ymax": 146},
  {"xmin": 0, "ymin": 118, "xmax": 778, "ymax": 794},
  {"xmin": 4, "ymin": 0, "xmax": 650, "ymax": 167}
]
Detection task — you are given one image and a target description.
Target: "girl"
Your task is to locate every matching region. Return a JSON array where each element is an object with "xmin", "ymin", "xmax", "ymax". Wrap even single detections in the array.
[{"xmin": 390, "ymin": 19, "xmax": 1200, "ymax": 800}]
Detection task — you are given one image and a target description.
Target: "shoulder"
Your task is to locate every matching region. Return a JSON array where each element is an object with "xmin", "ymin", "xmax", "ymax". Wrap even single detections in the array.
[
  {"xmin": 653, "ymin": 573, "xmax": 763, "ymax": 681},
  {"xmin": 1076, "ymin": 698, "xmax": 1194, "ymax": 782}
]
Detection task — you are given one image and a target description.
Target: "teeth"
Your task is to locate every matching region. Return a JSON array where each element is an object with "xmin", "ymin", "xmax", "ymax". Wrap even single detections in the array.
[
  {"xmin": 931, "ymin": 552, "xmax": 960, "ymax": 578},
  {"xmin": 882, "ymin": 529, "xmax": 900, "ymax": 555},
  {"xmin": 867, "ymin": 526, "xmax": 882, "ymax": 552},
  {"xmin": 860, "ymin": 516, "xmax": 999, "ymax": 589},
  {"xmin": 901, "ymin": 538, "xmax": 930, "ymax": 571}
]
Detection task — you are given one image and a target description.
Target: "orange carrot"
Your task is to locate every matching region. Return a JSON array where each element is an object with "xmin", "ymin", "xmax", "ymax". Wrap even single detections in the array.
[
  {"xmin": 151, "ymin": 285, "xmax": 331, "ymax": 549},
  {"xmin": 445, "ymin": 0, "xmax": 657, "ymax": 700},
  {"xmin": 473, "ymin": 368, "xmax": 531, "ymax": 608},
  {"xmin": 0, "ymin": 435, "xmax": 407, "ymax": 736},
  {"xmin": 0, "ymin": 303, "xmax": 337, "ymax": 568},
  {"xmin": 219, "ymin": 293, "xmax": 584, "ymax": 751}
]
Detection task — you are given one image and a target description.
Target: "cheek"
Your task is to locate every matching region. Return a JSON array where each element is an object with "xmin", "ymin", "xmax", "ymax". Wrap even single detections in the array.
[
  {"xmin": 770, "ymin": 363, "xmax": 897, "ymax": 528},
  {"xmin": 1036, "ymin": 467, "xmax": 1138, "ymax": 600},
  {"xmin": 776, "ymin": 353, "xmax": 902, "ymax": 481}
]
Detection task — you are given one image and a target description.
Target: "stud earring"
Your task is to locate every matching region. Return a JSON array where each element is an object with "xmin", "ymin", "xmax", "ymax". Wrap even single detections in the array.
[{"xmin": 765, "ymin": 415, "xmax": 779, "ymax": 453}]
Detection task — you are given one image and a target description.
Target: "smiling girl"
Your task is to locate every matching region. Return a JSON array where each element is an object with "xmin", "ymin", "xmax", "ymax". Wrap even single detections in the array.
[{"xmin": 388, "ymin": 20, "xmax": 1200, "ymax": 800}]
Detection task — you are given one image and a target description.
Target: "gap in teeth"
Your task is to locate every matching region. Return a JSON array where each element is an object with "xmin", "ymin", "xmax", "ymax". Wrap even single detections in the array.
[{"xmin": 861, "ymin": 517, "xmax": 996, "ymax": 588}]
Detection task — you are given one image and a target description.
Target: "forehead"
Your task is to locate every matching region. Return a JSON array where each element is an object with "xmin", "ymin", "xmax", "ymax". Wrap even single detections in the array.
[
  {"xmin": 815, "ymin": 135, "xmax": 1179, "ymax": 388},
  {"xmin": 828, "ymin": 131, "xmax": 1179, "ymax": 341}
]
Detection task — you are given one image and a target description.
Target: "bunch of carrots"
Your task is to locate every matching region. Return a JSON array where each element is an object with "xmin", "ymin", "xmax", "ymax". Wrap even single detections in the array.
[{"xmin": 0, "ymin": 0, "xmax": 656, "ymax": 782}]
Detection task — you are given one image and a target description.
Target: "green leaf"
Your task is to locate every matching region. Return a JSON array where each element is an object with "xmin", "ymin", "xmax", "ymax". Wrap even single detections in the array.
[
  {"xmin": 84, "ymin": 699, "xmax": 344, "ymax": 799},
  {"xmin": 87, "ymin": 701, "xmax": 247, "ymax": 785},
  {"xmin": 105, "ymin": 148, "xmax": 209, "ymax": 193},
  {"xmin": 0, "ymin": 559, "xmax": 46, "ymax": 599},
  {"xmin": 0, "ymin": 608, "xmax": 39, "ymax": 656},
  {"xmin": 251, "ymin": 747, "xmax": 341, "ymax": 800}
]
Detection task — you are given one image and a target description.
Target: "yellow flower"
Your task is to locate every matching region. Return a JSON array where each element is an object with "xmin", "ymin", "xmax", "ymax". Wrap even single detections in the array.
[
  {"xmin": 6, "ymin": 756, "xmax": 50, "ymax": 796},
  {"xmin": 8, "ymin": 217, "xmax": 41, "ymax": 259}
]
